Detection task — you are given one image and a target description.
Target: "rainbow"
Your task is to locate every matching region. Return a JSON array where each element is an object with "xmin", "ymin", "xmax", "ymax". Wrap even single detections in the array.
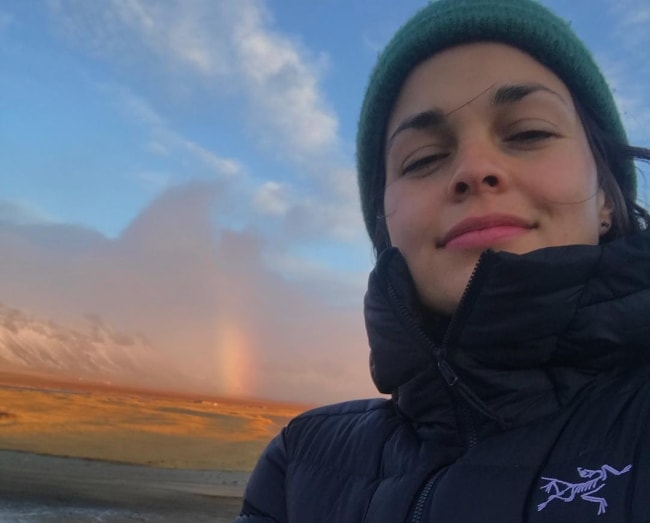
[{"xmin": 214, "ymin": 319, "xmax": 255, "ymax": 398}]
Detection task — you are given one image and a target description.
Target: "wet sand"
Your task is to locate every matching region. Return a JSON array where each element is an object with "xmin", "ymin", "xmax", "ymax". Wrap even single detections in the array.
[{"xmin": 0, "ymin": 450, "xmax": 247, "ymax": 521}]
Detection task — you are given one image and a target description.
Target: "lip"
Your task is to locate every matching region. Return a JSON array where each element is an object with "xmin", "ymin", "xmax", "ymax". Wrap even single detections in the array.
[{"xmin": 439, "ymin": 214, "xmax": 536, "ymax": 249}]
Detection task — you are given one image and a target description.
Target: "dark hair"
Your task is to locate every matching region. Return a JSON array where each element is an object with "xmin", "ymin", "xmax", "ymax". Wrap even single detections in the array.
[
  {"xmin": 372, "ymin": 181, "xmax": 390, "ymax": 256},
  {"xmin": 370, "ymin": 102, "xmax": 650, "ymax": 256},
  {"xmin": 574, "ymin": 99, "xmax": 650, "ymax": 242}
]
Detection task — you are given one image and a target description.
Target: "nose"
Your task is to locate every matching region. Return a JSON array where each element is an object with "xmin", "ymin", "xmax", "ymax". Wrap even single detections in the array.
[{"xmin": 448, "ymin": 138, "xmax": 509, "ymax": 199}]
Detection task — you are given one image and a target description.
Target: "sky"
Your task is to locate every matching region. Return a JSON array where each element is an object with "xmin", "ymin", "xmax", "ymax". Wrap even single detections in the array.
[{"xmin": 1, "ymin": 0, "xmax": 649, "ymax": 405}]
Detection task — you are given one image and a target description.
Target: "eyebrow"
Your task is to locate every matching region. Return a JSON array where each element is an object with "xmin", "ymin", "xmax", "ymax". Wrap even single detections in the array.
[
  {"xmin": 493, "ymin": 83, "xmax": 568, "ymax": 107},
  {"xmin": 387, "ymin": 109, "xmax": 447, "ymax": 148},
  {"xmin": 386, "ymin": 83, "xmax": 569, "ymax": 149}
]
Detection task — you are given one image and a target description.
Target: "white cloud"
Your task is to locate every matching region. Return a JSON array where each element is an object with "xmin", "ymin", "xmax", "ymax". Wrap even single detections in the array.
[
  {"xmin": 47, "ymin": 0, "xmax": 339, "ymax": 163},
  {"xmin": 282, "ymin": 167, "xmax": 367, "ymax": 243},
  {"xmin": 106, "ymin": 81, "xmax": 365, "ymax": 249},
  {"xmin": 232, "ymin": 3, "xmax": 338, "ymax": 158},
  {"xmin": 47, "ymin": 0, "xmax": 363, "ymax": 247},
  {"xmin": 47, "ymin": 0, "xmax": 231, "ymax": 76},
  {"xmin": 254, "ymin": 181, "xmax": 291, "ymax": 216},
  {"xmin": 181, "ymin": 139, "xmax": 242, "ymax": 178},
  {"xmin": 103, "ymin": 84, "xmax": 245, "ymax": 179}
]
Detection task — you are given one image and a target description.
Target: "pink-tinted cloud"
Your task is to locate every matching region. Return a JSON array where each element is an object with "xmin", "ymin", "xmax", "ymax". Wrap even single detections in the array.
[{"xmin": 0, "ymin": 182, "xmax": 376, "ymax": 404}]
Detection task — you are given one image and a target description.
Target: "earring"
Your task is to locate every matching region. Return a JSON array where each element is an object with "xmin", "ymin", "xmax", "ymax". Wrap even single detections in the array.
[{"xmin": 600, "ymin": 221, "xmax": 611, "ymax": 231}]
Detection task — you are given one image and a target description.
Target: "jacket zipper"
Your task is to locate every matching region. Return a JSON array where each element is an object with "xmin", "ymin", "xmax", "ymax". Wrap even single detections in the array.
[
  {"xmin": 441, "ymin": 251, "xmax": 489, "ymax": 349},
  {"xmin": 405, "ymin": 258, "xmax": 489, "ymax": 523},
  {"xmin": 410, "ymin": 467, "xmax": 448, "ymax": 523},
  {"xmin": 440, "ymin": 253, "xmax": 509, "ymax": 441},
  {"xmin": 387, "ymin": 252, "xmax": 501, "ymax": 521},
  {"xmin": 385, "ymin": 252, "xmax": 505, "ymax": 442},
  {"xmin": 383, "ymin": 251, "xmax": 490, "ymax": 370}
]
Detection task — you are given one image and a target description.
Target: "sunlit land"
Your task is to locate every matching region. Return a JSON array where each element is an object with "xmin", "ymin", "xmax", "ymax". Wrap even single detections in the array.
[{"xmin": 0, "ymin": 370, "xmax": 308, "ymax": 471}]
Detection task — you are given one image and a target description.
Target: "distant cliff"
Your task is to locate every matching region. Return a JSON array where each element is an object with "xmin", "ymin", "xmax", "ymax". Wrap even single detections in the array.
[{"xmin": 0, "ymin": 303, "xmax": 186, "ymax": 389}]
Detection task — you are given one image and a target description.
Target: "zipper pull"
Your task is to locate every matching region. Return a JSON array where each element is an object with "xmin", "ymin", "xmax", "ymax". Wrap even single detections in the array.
[
  {"xmin": 439, "ymin": 359, "xmax": 507, "ymax": 428},
  {"xmin": 437, "ymin": 359, "xmax": 458, "ymax": 386}
]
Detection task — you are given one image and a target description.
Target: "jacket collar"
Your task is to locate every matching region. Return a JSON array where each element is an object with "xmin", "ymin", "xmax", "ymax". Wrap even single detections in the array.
[{"xmin": 364, "ymin": 231, "xmax": 650, "ymax": 436}]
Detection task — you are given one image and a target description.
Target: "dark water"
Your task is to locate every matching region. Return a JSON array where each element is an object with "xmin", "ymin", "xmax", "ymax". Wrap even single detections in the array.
[
  {"xmin": 0, "ymin": 496, "xmax": 241, "ymax": 522},
  {"xmin": 0, "ymin": 450, "xmax": 244, "ymax": 522},
  {"xmin": 0, "ymin": 500, "xmax": 147, "ymax": 522}
]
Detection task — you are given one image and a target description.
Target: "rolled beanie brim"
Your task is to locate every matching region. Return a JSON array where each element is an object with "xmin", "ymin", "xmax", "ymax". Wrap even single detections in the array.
[{"xmin": 356, "ymin": 0, "xmax": 634, "ymax": 243}]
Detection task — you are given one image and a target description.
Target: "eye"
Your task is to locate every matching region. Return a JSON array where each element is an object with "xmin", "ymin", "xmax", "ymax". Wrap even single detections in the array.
[
  {"xmin": 506, "ymin": 129, "xmax": 556, "ymax": 144},
  {"xmin": 402, "ymin": 153, "xmax": 448, "ymax": 176}
]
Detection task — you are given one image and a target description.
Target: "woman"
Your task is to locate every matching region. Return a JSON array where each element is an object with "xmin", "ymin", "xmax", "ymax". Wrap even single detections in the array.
[{"xmin": 237, "ymin": 1, "xmax": 650, "ymax": 521}]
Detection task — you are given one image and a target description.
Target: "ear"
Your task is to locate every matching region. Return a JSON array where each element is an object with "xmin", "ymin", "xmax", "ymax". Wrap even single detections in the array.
[{"xmin": 597, "ymin": 187, "xmax": 614, "ymax": 237}]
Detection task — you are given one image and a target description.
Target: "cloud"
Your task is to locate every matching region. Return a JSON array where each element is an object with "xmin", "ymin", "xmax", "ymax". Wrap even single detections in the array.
[
  {"xmin": 253, "ymin": 181, "xmax": 291, "ymax": 216},
  {"xmin": 17, "ymin": 0, "xmax": 375, "ymax": 403},
  {"xmin": 610, "ymin": 1, "xmax": 650, "ymax": 49},
  {"xmin": 231, "ymin": 2, "xmax": 338, "ymax": 159},
  {"xmin": 0, "ymin": 199, "xmax": 58, "ymax": 226},
  {"xmin": 48, "ymin": 0, "xmax": 365, "ymax": 245},
  {"xmin": 47, "ymin": 0, "xmax": 338, "ymax": 163},
  {"xmin": 105, "ymin": 85, "xmax": 244, "ymax": 180},
  {"xmin": 104, "ymin": 79, "xmax": 365, "ymax": 255},
  {"xmin": 0, "ymin": 182, "xmax": 375, "ymax": 404},
  {"xmin": 131, "ymin": 170, "xmax": 172, "ymax": 192}
]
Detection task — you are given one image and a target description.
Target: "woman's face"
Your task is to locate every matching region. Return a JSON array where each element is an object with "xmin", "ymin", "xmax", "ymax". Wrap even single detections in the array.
[{"xmin": 384, "ymin": 43, "xmax": 612, "ymax": 315}]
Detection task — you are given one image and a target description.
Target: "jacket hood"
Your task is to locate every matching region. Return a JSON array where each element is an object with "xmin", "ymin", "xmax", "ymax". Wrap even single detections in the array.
[{"xmin": 364, "ymin": 231, "xmax": 650, "ymax": 432}]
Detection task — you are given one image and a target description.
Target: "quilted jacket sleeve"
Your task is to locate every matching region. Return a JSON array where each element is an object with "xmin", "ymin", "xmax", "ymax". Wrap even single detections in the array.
[{"xmin": 235, "ymin": 429, "xmax": 288, "ymax": 522}]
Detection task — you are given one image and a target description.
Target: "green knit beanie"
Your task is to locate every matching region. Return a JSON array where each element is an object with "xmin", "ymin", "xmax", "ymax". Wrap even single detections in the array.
[{"xmin": 356, "ymin": 0, "xmax": 634, "ymax": 247}]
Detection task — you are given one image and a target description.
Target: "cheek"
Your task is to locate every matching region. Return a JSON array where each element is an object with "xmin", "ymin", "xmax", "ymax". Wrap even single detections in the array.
[
  {"xmin": 384, "ymin": 184, "xmax": 431, "ymax": 251},
  {"xmin": 527, "ymin": 150, "xmax": 598, "ymax": 205}
]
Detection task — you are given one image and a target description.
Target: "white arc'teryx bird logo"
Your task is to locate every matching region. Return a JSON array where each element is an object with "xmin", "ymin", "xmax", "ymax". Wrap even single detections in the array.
[{"xmin": 537, "ymin": 464, "xmax": 632, "ymax": 515}]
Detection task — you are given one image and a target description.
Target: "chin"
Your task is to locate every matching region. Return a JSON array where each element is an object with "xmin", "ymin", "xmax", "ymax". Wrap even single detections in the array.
[{"xmin": 418, "ymin": 279, "xmax": 467, "ymax": 316}]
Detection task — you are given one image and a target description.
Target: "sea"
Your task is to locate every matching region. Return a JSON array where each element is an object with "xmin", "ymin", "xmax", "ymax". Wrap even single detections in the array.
[
  {"xmin": 0, "ymin": 498, "xmax": 239, "ymax": 522},
  {"xmin": 0, "ymin": 450, "xmax": 245, "ymax": 522},
  {"xmin": 0, "ymin": 500, "xmax": 145, "ymax": 522}
]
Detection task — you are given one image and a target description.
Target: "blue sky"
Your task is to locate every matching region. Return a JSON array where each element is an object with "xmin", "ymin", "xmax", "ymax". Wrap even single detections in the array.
[{"xmin": 1, "ymin": 1, "xmax": 649, "ymax": 403}]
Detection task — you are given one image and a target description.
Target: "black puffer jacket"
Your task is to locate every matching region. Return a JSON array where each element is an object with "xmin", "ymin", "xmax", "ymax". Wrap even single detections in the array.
[{"xmin": 237, "ymin": 232, "xmax": 650, "ymax": 522}]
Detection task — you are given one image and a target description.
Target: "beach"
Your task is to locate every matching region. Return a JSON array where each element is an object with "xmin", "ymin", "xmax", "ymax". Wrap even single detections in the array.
[
  {"xmin": 0, "ymin": 374, "xmax": 308, "ymax": 522},
  {"xmin": 0, "ymin": 449, "xmax": 246, "ymax": 521}
]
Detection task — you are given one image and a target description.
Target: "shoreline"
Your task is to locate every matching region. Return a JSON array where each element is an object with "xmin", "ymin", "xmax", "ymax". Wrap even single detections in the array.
[{"xmin": 0, "ymin": 449, "xmax": 247, "ymax": 521}]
